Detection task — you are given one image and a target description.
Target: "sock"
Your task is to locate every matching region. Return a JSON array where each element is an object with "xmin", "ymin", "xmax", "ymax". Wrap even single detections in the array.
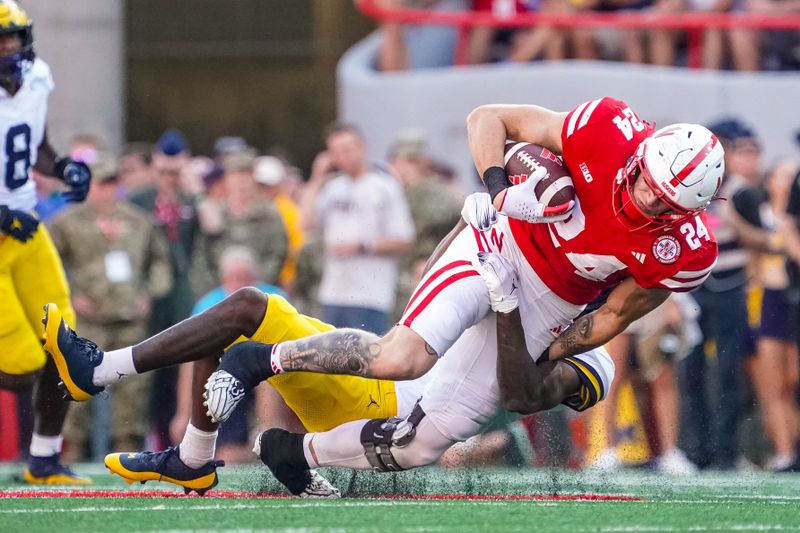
[
  {"xmin": 303, "ymin": 433, "xmax": 319, "ymax": 468},
  {"xmin": 221, "ymin": 341, "xmax": 275, "ymax": 387},
  {"xmin": 306, "ymin": 420, "xmax": 373, "ymax": 470},
  {"xmin": 179, "ymin": 423, "xmax": 218, "ymax": 469},
  {"xmin": 29, "ymin": 433, "xmax": 63, "ymax": 458},
  {"xmin": 93, "ymin": 346, "xmax": 137, "ymax": 386},
  {"xmin": 270, "ymin": 343, "xmax": 284, "ymax": 374}
]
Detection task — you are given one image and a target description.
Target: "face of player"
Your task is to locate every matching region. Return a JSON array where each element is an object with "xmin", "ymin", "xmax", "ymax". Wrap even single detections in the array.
[
  {"xmin": 0, "ymin": 32, "xmax": 23, "ymax": 90},
  {"xmin": 0, "ymin": 32, "xmax": 22, "ymax": 59},
  {"xmin": 326, "ymin": 131, "xmax": 366, "ymax": 177},
  {"xmin": 630, "ymin": 166, "xmax": 671, "ymax": 218}
]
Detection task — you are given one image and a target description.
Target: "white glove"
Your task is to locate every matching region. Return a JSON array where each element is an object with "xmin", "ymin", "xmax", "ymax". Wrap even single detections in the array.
[
  {"xmin": 461, "ymin": 192, "xmax": 498, "ymax": 232},
  {"xmin": 476, "ymin": 251, "xmax": 519, "ymax": 314},
  {"xmin": 498, "ymin": 166, "xmax": 574, "ymax": 224}
]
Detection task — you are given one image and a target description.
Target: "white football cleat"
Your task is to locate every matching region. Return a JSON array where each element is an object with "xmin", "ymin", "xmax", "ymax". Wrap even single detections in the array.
[
  {"xmin": 203, "ymin": 369, "xmax": 246, "ymax": 424},
  {"xmin": 300, "ymin": 470, "xmax": 341, "ymax": 499}
]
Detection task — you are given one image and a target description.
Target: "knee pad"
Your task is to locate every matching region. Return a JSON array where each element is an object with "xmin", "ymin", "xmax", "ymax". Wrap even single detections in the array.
[{"xmin": 360, "ymin": 403, "xmax": 425, "ymax": 472}]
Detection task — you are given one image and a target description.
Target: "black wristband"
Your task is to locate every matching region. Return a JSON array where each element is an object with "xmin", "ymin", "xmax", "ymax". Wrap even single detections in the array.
[
  {"xmin": 483, "ymin": 166, "xmax": 510, "ymax": 201},
  {"xmin": 540, "ymin": 346, "xmax": 551, "ymax": 362},
  {"xmin": 0, "ymin": 205, "xmax": 7, "ymax": 228}
]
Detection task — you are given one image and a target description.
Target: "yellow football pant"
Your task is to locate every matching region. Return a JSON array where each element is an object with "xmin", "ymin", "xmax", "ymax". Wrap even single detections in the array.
[
  {"xmin": 235, "ymin": 294, "xmax": 397, "ymax": 433},
  {"xmin": 0, "ymin": 227, "xmax": 75, "ymax": 375}
]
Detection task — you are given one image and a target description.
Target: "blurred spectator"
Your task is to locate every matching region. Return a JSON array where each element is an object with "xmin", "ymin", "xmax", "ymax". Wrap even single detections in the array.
[
  {"xmin": 192, "ymin": 150, "xmax": 288, "ymax": 295},
  {"xmin": 172, "ymin": 245, "xmax": 286, "ymax": 464},
  {"xmin": 378, "ymin": 0, "xmax": 470, "ymax": 71},
  {"xmin": 752, "ymin": 0, "xmax": 800, "ymax": 69},
  {"xmin": 118, "ymin": 143, "xmax": 153, "ymax": 197},
  {"xmin": 282, "ymin": 165, "xmax": 306, "ymax": 205},
  {"xmin": 182, "ymin": 156, "xmax": 215, "ymax": 199},
  {"xmin": 156, "ymin": 129, "xmax": 190, "ymax": 158},
  {"xmin": 742, "ymin": 158, "xmax": 800, "ymax": 471},
  {"xmin": 301, "ymin": 122, "xmax": 415, "ymax": 333},
  {"xmin": 128, "ymin": 133, "xmax": 199, "ymax": 448},
  {"xmin": 597, "ymin": 0, "xmax": 680, "ymax": 66},
  {"xmin": 196, "ymin": 164, "xmax": 226, "ymax": 236},
  {"xmin": 505, "ymin": 0, "xmax": 571, "ymax": 63},
  {"xmin": 388, "ymin": 129, "xmax": 461, "ymax": 320},
  {"xmin": 254, "ymin": 156, "xmax": 305, "ymax": 291},
  {"xmin": 213, "ymin": 136, "xmax": 248, "ymax": 162},
  {"xmin": 468, "ymin": 0, "xmax": 532, "ymax": 64},
  {"xmin": 688, "ymin": 0, "xmax": 759, "ymax": 70},
  {"xmin": 35, "ymin": 134, "xmax": 102, "ymax": 221},
  {"xmin": 679, "ymin": 119, "xmax": 761, "ymax": 470},
  {"xmin": 33, "ymin": 168, "xmax": 67, "ymax": 222},
  {"xmin": 592, "ymin": 296, "xmax": 699, "ymax": 475},
  {"xmin": 49, "ymin": 152, "xmax": 172, "ymax": 460},
  {"xmin": 293, "ymin": 237, "xmax": 325, "ymax": 318},
  {"xmin": 69, "ymin": 133, "xmax": 103, "ymax": 165}
]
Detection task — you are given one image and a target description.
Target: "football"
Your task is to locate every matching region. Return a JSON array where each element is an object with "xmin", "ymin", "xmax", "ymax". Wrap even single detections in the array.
[{"xmin": 504, "ymin": 141, "xmax": 575, "ymax": 207}]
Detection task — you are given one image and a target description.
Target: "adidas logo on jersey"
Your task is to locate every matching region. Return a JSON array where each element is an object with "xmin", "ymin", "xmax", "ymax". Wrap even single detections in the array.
[{"xmin": 631, "ymin": 251, "xmax": 646, "ymax": 264}]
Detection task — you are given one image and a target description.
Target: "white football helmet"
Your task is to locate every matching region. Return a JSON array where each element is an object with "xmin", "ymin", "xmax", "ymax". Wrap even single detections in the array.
[{"xmin": 615, "ymin": 123, "xmax": 725, "ymax": 229}]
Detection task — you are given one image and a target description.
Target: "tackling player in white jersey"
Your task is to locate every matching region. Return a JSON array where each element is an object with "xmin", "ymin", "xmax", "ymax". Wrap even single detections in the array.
[{"xmin": 0, "ymin": 0, "xmax": 92, "ymax": 484}]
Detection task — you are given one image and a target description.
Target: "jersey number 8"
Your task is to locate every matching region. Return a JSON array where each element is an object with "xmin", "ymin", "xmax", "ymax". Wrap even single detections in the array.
[{"xmin": 5, "ymin": 123, "xmax": 31, "ymax": 191}]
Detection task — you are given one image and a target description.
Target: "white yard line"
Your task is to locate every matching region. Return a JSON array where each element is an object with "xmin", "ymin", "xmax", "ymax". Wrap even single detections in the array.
[{"xmin": 599, "ymin": 526, "xmax": 800, "ymax": 532}]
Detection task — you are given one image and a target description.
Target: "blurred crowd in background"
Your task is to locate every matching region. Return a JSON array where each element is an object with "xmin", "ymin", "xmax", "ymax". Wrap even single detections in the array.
[
  {"xmin": 376, "ymin": 0, "xmax": 800, "ymax": 71},
  {"xmin": 3, "ymin": 108, "xmax": 800, "ymax": 476}
]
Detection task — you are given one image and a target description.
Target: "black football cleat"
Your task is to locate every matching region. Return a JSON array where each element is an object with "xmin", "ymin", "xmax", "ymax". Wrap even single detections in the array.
[
  {"xmin": 253, "ymin": 428, "xmax": 340, "ymax": 498},
  {"xmin": 42, "ymin": 303, "xmax": 105, "ymax": 401},
  {"xmin": 105, "ymin": 446, "xmax": 224, "ymax": 496}
]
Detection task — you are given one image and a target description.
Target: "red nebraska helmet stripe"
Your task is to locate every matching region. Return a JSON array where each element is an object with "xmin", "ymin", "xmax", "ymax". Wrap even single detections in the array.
[{"xmin": 669, "ymin": 136, "xmax": 718, "ymax": 187}]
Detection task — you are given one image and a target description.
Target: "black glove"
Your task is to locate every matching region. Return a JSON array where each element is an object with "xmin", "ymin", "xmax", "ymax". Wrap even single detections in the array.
[
  {"xmin": 55, "ymin": 157, "xmax": 92, "ymax": 203},
  {"xmin": 0, "ymin": 205, "xmax": 39, "ymax": 242}
]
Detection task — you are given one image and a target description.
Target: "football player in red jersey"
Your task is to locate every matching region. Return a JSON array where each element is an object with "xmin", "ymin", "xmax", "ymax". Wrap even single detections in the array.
[{"xmin": 49, "ymin": 98, "xmax": 723, "ymax": 493}]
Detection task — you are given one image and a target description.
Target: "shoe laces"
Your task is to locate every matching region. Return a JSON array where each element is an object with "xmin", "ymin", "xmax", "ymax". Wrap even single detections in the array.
[
  {"xmin": 67, "ymin": 329, "xmax": 102, "ymax": 364},
  {"xmin": 139, "ymin": 446, "xmax": 179, "ymax": 474}
]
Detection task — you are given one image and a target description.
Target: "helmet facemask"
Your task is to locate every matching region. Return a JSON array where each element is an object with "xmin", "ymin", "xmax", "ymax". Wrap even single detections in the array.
[{"xmin": 0, "ymin": 26, "xmax": 34, "ymax": 87}]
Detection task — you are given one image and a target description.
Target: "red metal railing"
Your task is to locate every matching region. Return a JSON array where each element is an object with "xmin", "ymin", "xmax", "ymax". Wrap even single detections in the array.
[{"xmin": 356, "ymin": 0, "xmax": 800, "ymax": 69}]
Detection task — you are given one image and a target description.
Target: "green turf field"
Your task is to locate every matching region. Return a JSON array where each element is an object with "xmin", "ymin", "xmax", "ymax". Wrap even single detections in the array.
[{"xmin": 1, "ymin": 463, "xmax": 799, "ymax": 532}]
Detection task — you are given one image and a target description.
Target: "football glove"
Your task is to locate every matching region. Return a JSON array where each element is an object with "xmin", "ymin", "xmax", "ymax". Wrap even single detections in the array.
[
  {"xmin": 498, "ymin": 166, "xmax": 574, "ymax": 224},
  {"xmin": 461, "ymin": 192, "xmax": 498, "ymax": 232},
  {"xmin": 55, "ymin": 157, "xmax": 92, "ymax": 203},
  {"xmin": 476, "ymin": 251, "xmax": 519, "ymax": 314},
  {"xmin": 0, "ymin": 205, "xmax": 39, "ymax": 243}
]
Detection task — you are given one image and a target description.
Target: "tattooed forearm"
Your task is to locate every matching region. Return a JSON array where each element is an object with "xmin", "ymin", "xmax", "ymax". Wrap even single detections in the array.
[
  {"xmin": 547, "ymin": 313, "xmax": 606, "ymax": 359},
  {"xmin": 279, "ymin": 329, "xmax": 382, "ymax": 377},
  {"xmin": 557, "ymin": 314, "xmax": 594, "ymax": 355}
]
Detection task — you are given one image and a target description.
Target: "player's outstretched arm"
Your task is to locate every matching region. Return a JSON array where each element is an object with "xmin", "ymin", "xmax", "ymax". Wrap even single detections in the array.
[
  {"xmin": 545, "ymin": 278, "xmax": 670, "ymax": 361},
  {"xmin": 496, "ymin": 308, "xmax": 579, "ymax": 415}
]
